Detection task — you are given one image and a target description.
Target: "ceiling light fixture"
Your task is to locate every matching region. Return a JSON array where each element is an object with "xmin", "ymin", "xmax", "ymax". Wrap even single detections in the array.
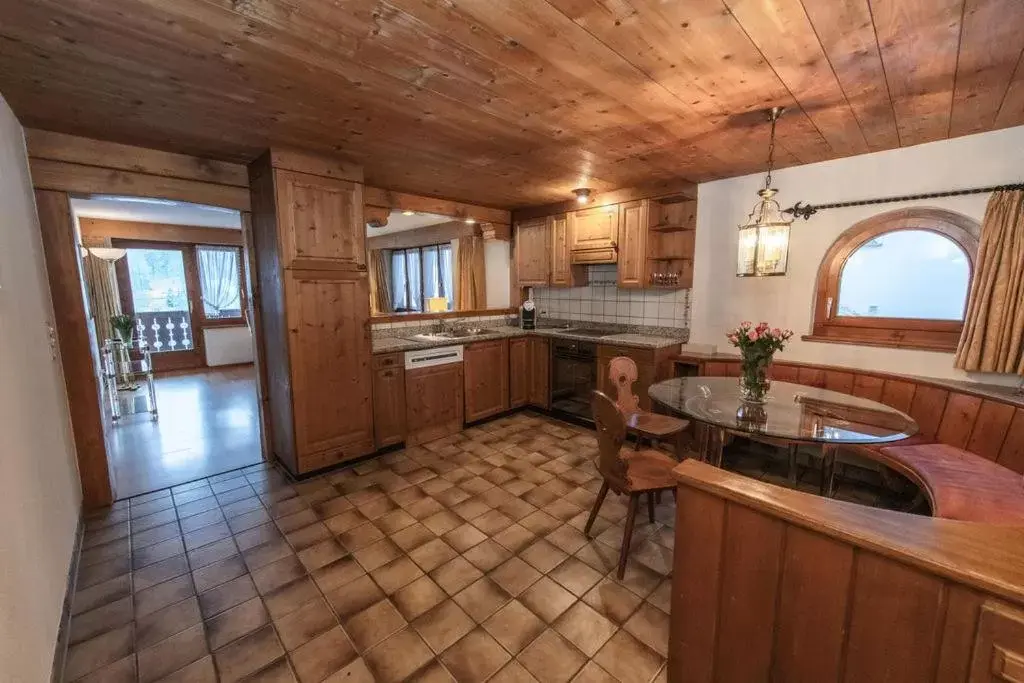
[
  {"xmin": 464, "ymin": 217, "xmax": 476, "ymax": 224},
  {"xmin": 87, "ymin": 247, "xmax": 128, "ymax": 262},
  {"xmin": 573, "ymin": 188, "xmax": 592, "ymax": 204},
  {"xmin": 737, "ymin": 106, "xmax": 793, "ymax": 277},
  {"xmin": 402, "ymin": 210, "xmax": 415, "ymax": 216}
]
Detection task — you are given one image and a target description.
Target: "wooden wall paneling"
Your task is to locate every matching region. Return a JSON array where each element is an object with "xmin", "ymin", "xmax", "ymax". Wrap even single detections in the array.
[
  {"xmin": 997, "ymin": 408, "xmax": 1024, "ymax": 474},
  {"xmin": 881, "ymin": 379, "xmax": 918, "ymax": 414},
  {"xmin": 669, "ymin": 488, "xmax": 727, "ymax": 683},
  {"xmin": 937, "ymin": 393, "xmax": 984, "ymax": 449},
  {"xmin": 35, "ymin": 190, "xmax": 114, "ymax": 508},
  {"xmin": 772, "ymin": 527, "xmax": 853, "ymax": 683},
  {"xmin": 870, "ymin": 0, "xmax": 964, "ymax": 146},
  {"xmin": 796, "ymin": 366, "xmax": 827, "ymax": 388},
  {"xmin": 908, "ymin": 385, "xmax": 951, "ymax": 441},
  {"xmin": 79, "ymin": 218, "xmax": 244, "ymax": 246},
  {"xmin": 851, "ymin": 373, "xmax": 885, "ymax": 401},
  {"xmin": 769, "ymin": 363, "xmax": 800, "ymax": 383},
  {"xmin": 842, "ymin": 551, "xmax": 947, "ymax": 683},
  {"xmin": 713, "ymin": 504, "xmax": 783, "ymax": 683},
  {"xmin": 934, "ymin": 586, "xmax": 983, "ymax": 683},
  {"xmin": 824, "ymin": 370, "xmax": 855, "ymax": 394},
  {"xmin": 966, "ymin": 399, "xmax": 1017, "ymax": 462}
]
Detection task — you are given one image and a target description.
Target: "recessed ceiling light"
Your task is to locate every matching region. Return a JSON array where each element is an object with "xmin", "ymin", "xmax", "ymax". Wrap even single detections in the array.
[
  {"xmin": 464, "ymin": 217, "xmax": 476, "ymax": 224},
  {"xmin": 402, "ymin": 210, "xmax": 415, "ymax": 216},
  {"xmin": 573, "ymin": 188, "xmax": 592, "ymax": 204}
]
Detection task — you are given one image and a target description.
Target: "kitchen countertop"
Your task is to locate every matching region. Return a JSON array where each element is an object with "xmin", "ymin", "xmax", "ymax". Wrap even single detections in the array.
[{"xmin": 371, "ymin": 325, "xmax": 686, "ymax": 354}]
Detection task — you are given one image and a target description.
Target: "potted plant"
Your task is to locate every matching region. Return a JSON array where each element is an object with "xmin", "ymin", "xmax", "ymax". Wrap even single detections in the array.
[
  {"xmin": 110, "ymin": 314, "xmax": 136, "ymax": 343},
  {"xmin": 726, "ymin": 321, "xmax": 793, "ymax": 403}
]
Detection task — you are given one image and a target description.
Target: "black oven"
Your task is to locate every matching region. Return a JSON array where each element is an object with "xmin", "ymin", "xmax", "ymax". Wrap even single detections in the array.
[{"xmin": 550, "ymin": 338, "xmax": 598, "ymax": 424}]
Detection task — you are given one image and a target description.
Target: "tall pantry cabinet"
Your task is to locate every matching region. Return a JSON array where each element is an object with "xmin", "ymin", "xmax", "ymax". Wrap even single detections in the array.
[{"xmin": 249, "ymin": 149, "xmax": 374, "ymax": 476}]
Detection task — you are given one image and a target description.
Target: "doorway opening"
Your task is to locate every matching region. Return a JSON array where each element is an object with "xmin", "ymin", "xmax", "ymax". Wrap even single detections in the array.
[{"xmin": 72, "ymin": 195, "xmax": 264, "ymax": 498}]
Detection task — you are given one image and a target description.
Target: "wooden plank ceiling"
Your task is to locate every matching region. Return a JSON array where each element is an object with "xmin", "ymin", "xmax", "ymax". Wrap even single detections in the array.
[{"xmin": 1, "ymin": 0, "xmax": 1022, "ymax": 208}]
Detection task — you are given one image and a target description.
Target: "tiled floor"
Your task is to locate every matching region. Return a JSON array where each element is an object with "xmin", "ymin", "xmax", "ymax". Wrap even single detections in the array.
[
  {"xmin": 65, "ymin": 412, "xmax": 673, "ymax": 683},
  {"xmin": 107, "ymin": 366, "xmax": 263, "ymax": 499}
]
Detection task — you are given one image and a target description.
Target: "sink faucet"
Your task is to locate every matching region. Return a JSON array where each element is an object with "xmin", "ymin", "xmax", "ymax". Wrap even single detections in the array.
[{"xmin": 434, "ymin": 318, "xmax": 447, "ymax": 334}]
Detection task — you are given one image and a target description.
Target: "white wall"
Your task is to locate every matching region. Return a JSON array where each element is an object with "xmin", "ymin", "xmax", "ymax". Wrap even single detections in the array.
[
  {"xmin": 0, "ymin": 95, "xmax": 83, "ymax": 681},
  {"xmin": 484, "ymin": 239, "xmax": 511, "ymax": 309},
  {"xmin": 690, "ymin": 124, "xmax": 1024, "ymax": 385},
  {"xmin": 203, "ymin": 325, "xmax": 255, "ymax": 366}
]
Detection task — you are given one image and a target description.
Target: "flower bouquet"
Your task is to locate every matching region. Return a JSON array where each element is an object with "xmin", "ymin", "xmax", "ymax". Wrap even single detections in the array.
[{"xmin": 726, "ymin": 321, "xmax": 794, "ymax": 403}]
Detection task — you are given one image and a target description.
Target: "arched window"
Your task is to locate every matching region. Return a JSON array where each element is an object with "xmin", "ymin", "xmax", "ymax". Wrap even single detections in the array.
[{"xmin": 810, "ymin": 208, "xmax": 979, "ymax": 351}]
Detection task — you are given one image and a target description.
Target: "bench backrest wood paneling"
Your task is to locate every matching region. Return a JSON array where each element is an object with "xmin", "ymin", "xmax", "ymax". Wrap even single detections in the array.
[{"xmin": 680, "ymin": 357, "xmax": 1024, "ymax": 474}]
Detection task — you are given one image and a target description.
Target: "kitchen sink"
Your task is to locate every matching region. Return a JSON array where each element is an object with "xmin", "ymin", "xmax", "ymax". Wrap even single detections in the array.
[{"xmin": 406, "ymin": 327, "xmax": 498, "ymax": 342}]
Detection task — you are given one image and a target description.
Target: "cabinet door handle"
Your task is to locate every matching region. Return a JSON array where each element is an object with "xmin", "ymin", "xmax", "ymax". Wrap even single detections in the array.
[{"xmin": 380, "ymin": 369, "xmax": 395, "ymax": 378}]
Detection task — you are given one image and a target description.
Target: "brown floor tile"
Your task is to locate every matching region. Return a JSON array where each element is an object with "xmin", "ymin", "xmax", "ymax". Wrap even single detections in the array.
[
  {"xmin": 274, "ymin": 598, "xmax": 337, "ymax": 651},
  {"xmin": 236, "ymin": 524, "xmax": 284, "ymax": 552},
  {"xmin": 363, "ymin": 628, "xmax": 434, "ymax": 683},
  {"xmin": 277, "ymin": 509, "xmax": 320, "ymax": 535},
  {"xmin": 519, "ymin": 539, "xmax": 569, "ymax": 574},
  {"xmin": 324, "ymin": 574, "xmax": 384, "ymax": 620},
  {"xmin": 518, "ymin": 629, "xmax": 588, "ymax": 683},
  {"xmin": 188, "ymin": 538, "xmax": 239, "ymax": 571},
  {"xmin": 290, "ymin": 626, "xmax": 358, "ymax": 683},
  {"xmin": 73, "ymin": 654, "xmax": 135, "ymax": 683},
  {"xmin": 137, "ymin": 622, "xmax": 208, "ymax": 683},
  {"xmin": 406, "ymin": 660, "xmax": 456, "ymax": 683},
  {"xmin": 482, "ymin": 600, "xmax": 545, "ymax": 654},
  {"xmin": 264, "ymin": 577, "xmax": 321, "ymax": 620},
  {"xmin": 489, "ymin": 557, "xmax": 541, "ymax": 597},
  {"xmin": 439, "ymin": 628, "xmax": 511, "ymax": 683},
  {"xmin": 311, "ymin": 555, "xmax": 366, "ymax": 593},
  {"xmin": 490, "ymin": 661, "xmax": 540, "ymax": 683},
  {"xmin": 452, "ymin": 577, "xmax": 512, "ymax": 624},
  {"xmin": 412, "ymin": 600, "xmax": 475, "ymax": 654},
  {"xmin": 553, "ymin": 602, "xmax": 617, "ymax": 657},
  {"xmin": 336, "ymin": 522, "xmax": 385, "ymax": 552},
  {"xmin": 430, "ymin": 556, "xmax": 484, "ymax": 596},
  {"xmin": 64, "ymin": 624, "xmax": 134, "ymax": 681},
  {"xmin": 76, "ymin": 555, "xmax": 130, "ymax": 591},
  {"xmin": 192, "ymin": 555, "xmax": 248, "ymax": 594},
  {"xmin": 610, "ymin": 563, "xmax": 662, "ymax": 600},
  {"xmin": 297, "ymin": 538, "xmax": 345, "ymax": 572},
  {"xmin": 442, "ymin": 523, "xmax": 488, "ymax": 553},
  {"xmin": 243, "ymin": 538, "xmax": 294, "ymax": 572},
  {"xmin": 136, "ymin": 575, "xmax": 195, "ymax": 619},
  {"xmin": 372, "ymin": 555, "xmax": 425, "ymax": 594},
  {"xmin": 251, "ymin": 555, "xmax": 306, "ymax": 595},
  {"xmin": 393, "ymin": 575, "xmax": 448, "ymax": 621},
  {"xmin": 323, "ymin": 510, "xmax": 367, "ymax": 536},
  {"xmin": 546, "ymin": 525, "xmax": 588, "ymax": 555},
  {"xmin": 198, "ymin": 574, "xmax": 257, "ymax": 619},
  {"xmin": 244, "ymin": 657, "xmax": 297, "ymax": 683},
  {"xmin": 462, "ymin": 540, "xmax": 512, "ymax": 572},
  {"xmin": 206, "ymin": 596, "xmax": 269, "ymax": 650},
  {"xmin": 179, "ymin": 508, "xmax": 227, "ymax": 536},
  {"xmin": 344, "ymin": 599, "xmax": 407, "ymax": 651},
  {"xmin": 549, "ymin": 559, "xmax": 602, "ymax": 598},
  {"xmin": 69, "ymin": 596, "xmax": 133, "ymax": 645},
  {"xmin": 519, "ymin": 577, "xmax": 577, "ymax": 625},
  {"xmin": 492, "ymin": 524, "xmax": 537, "ymax": 553},
  {"xmin": 132, "ymin": 522, "xmax": 181, "ymax": 551},
  {"xmin": 214, "ymin": 624, "xmax": 285, "ymax": 683},
  {"xmin": 285, "ymin": 522, "xmax": 331, "ymax": 551},
  {"xmin": 409, "ymin": 538, "xmax": 459, "ymax": 573},
  {"xmin": 73, "ymin": 574, "xmax": 131, "ymax": 616},
  {"xmin": 582, "ymin": 580, "xmax": 642, "ymax": 626},
  {"xmin": 375, "ymin": 508, "xmax": 417, "ymax": 535},
  {"xmin": 622, "ymin": 603, "xmax": 670, "ymax": 657},
  {"xmin": 136, "ymin": 596, "xmax": 203, "ymax": 650},
  {"xmin": 646, "ymin": 580, "xmax": 671, "ymax": 615},
  {"xmin": 353, "ymin": 538, "xmax": 402, "ymax": 572},
  {"xmin": 520, "ymin": 510, "xmax": 562, "ymax": 536},
  {"xmin": 471, "ymin": 509, "xmax": 514, "ymax": 535},
  {"xmin": 183, "ymin": 521, "xmax": 232, "ymax": 552},
  {"xmin": 593, "ymin": 631, "xmax": 663, "ymax": 683},
  {"xmin": 391, "ymin": 523, "xmax": 436, "ymax": 552},
  {"xmin": 570, "ymin": 662, "xmax": 618, "ymax": 683},
  {"xmin": 573, "ymin": 543, "xmax": 619, "ymax": 577}
]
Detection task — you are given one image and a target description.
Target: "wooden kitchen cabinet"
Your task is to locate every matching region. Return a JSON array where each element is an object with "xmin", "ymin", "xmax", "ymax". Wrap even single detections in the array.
[
  {"xmin": 527, "ymin": 337, "xmax": 551, "ymax": 408},
  {"xmin": 617, "ymin": 199, "xmax": 648, "ymax": 288},
  {"xmin": 406, "ymin": 362, "xmax": 464, "ymax": 446},
  {"xmin": 569, "ymin": 204, "xmax": 619, "ymax": 262},
  {"xmin": 509, "ymin": 337, "xmax": 529, "ymax": 408},
  {"xmin": 372, "ymin": 353, "xmax": 406, "ymax": 448},
  {"xmin": 465, "ymin": 339, "xmax": 510, "ymax": 422},
  {"xmin": 646, "ymin": 197, "xmax": 697, "ymax": 288},
  {"xmin": 249, "ymin": 148, "xmax": 374, "ymax": 475},
  {"xmin": 515, "ymin": 218, "xmax": 549, "ymax": 286},
  {"xmin": 549, "ymin": 214, "xmax": 586, "ymax": 287}
]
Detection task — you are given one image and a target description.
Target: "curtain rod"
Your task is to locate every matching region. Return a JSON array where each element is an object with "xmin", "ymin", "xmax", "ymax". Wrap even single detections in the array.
[{"xmin": 783, "ymin": 182, "xmax": 1024, "ymax": 220}]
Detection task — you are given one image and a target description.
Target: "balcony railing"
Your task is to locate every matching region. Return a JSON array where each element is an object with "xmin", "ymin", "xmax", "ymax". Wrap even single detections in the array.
[{"xmin": 135, "ymin": 311, "xmax": 193, "ymax": 353}]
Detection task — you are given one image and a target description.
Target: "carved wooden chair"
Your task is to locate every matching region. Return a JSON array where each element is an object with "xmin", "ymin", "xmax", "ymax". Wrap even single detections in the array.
[
  {"xmin": 608, "ymin": 356, "xmax": 689, "ymax": 457},
  {"xmin": 585, "ymin": 391, "xmax": 678, "ymax": 578}
]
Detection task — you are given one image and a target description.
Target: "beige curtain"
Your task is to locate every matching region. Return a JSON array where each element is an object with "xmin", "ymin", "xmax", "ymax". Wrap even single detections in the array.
[
  {"xmin": 82, "ymin": 236, "xmax": 122, "ymax": 339},
  {"xmin": 455, "ymin": 235, "xmax": 487, "ymax": 311},
  {"xmin": 367, "ymin": 249, "xmax": 391, "ymax": 315},
  {"xmin": 954, "ymin": 190, "xmax": 1024, "ymax": 375}
]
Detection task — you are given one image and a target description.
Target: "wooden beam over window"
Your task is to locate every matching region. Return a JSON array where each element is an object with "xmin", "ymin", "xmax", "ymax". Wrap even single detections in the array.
[{"xmin": 79, "ymin": 218, "xmax": 243, "ymax": 246}]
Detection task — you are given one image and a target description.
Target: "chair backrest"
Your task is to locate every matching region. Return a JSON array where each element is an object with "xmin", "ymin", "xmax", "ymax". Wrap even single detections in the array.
[
  {"xmin": 591, "ymin": 390, "xmax": 629, "ymax": 492},
  {"xmin": 608, "ymin": 356, "xmax": 640, "ymax": 416}
]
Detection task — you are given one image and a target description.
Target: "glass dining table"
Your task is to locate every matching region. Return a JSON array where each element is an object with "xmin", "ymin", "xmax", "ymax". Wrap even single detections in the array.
[{"xmin": 648, "ymin": 377, "xmax": 919, "ymax": 496}]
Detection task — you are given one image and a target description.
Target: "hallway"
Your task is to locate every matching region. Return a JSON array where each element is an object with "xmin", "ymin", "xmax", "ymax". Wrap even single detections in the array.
[{"xmin": 108, "ymin": 366, "xmax": 263, "ymax": 499}]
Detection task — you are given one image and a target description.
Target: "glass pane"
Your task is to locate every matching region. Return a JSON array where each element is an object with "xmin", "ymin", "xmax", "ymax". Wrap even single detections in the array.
[
  {"xmin": 837, "ymin": 230, "xmax": 970, "ymax": 320},
  {"xmin": 197, "ymin": 246, "xmax": 242, "ymax": 318},
  {"xmin": 407, "ymin": 249, "xmax": 423, "ymax": 312},
  {"xmin": 390, "ymin": 250, "xmax": 408, "ymax": 311},
  {"xmin": 125, "ymin": 248, "xmax": 192, "ymax": 353},
  {"xmin": 439, "ymin": 243, "xmax": 453, "ymax": 310},
  {"xmin": 422, "ymin": 246, "xmax": 440, "ymax": 300}
]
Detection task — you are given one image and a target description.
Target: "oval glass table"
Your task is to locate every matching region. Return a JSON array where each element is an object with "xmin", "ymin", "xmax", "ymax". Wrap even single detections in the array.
[{"xmin": 648, "ymin": 377, "xmax": 919, "ymax": 496}]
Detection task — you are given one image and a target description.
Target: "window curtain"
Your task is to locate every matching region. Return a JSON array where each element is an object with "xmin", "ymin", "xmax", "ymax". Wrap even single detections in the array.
[
  {"xmin": 368, "ymin": 249, "xmax": 392, "ymax": 314},
  {"xmin": 954, "ymin": 189, "xmax": 1024, "ymax": 375},
  {"xmin": 197, "ymin": 246, "xmax": 241, "ymax": 317},
  {"xmin": 81, "ymin": 235, "xmax": 122, "ymax": 338},
  {"xmin": 455, "ymin": 235, "xmax": 486, "ymax": 310}
]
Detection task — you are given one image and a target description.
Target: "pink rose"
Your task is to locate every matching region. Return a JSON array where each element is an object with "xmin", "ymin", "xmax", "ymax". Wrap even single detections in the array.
[
  {"xmin": 748, "ymin": 330, "xmax": 760, "ymax": 341},
  {"xmin": 772, "ymin": 328, "xmax": 781, "ymax": 336},
  {"xmin": 740, "ymin": 321, "xmax": 752, "ymax": 328}
]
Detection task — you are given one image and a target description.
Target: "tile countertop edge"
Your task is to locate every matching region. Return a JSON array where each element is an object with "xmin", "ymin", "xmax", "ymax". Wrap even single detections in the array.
[{"xmin": 371, "ymin": 327, "xmax": 686, "ymax": 354}]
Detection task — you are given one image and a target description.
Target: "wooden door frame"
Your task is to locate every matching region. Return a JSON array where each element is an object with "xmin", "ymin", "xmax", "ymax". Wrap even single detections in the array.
[{"xmin": 26, "ymin": 129, "xmax": 268, "ymax": 509}]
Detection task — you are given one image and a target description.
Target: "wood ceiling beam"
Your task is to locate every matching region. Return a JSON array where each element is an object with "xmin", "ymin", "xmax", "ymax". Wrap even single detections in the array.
[
  {"xmin": 364, "ymin": 187, "xmax": 510, "ymax": 226},
  {"xmin": 78, "ymin": 218, "xmax": 244, "ymax": 246}
]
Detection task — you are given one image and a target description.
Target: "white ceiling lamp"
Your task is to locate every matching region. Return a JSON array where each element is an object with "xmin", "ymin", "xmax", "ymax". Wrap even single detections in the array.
[
  {"xmin": 87, "ymin": 247, "xmax": 128, "ymax": 262},
  {"xmin": 573, "ymin": 188, "xmax": 592, "ymax": 204},
  {"xmin": 737, "ymin": 106, "xmax": 793, "ymax": 277}
]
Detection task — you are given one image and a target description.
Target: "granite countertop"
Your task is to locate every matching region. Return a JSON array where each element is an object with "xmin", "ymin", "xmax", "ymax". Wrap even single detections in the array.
[{"xmin": 371, "ymin": 325, "xmax": 686, "ymax": 354}]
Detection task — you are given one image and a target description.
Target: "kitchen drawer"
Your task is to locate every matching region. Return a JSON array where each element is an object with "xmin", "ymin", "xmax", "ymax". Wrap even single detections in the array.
[
  {"xmin": 372, "ymin": 352, "xmax": 403, "ymax": 370},
  {"xmin": 571, "ymin": 247, "xmax": 617, "ymax": 265}
]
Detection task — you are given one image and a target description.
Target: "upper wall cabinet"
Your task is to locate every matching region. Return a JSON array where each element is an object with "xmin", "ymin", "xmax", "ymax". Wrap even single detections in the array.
[
  {"xmin": 617, "ymin": 200, "xmax": 648, "ymax": 288},
  {"xmin": 275, "ymin": 169, "xmax": 365, "ymax": 270},
  {"xmin": 515, "ymin": 217, "xmax": 550, "ymax": 286},
  {"xmin": 549, "ymin": 214, "xmax": 586, "ymax": 287},
  {"xmin": 570, "ymin": 204, "xmax": 620, "ymax": 264}
]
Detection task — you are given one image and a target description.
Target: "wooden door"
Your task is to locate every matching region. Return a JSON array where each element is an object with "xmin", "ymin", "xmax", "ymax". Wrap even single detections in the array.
[
  {"xmin": 406, "ymin": 362, "xmax": 464, "ymax": 445},
  {"xmin": 515, "ymin": 218, "xmax": 550, "ymax": 286},
  {"xmin": 527, "ymin": 337, "xmax": 551, "ymax": 408},
  {"xmin": 285, "ymin": 269, "xmax": 374, "ymax": 471},
  {"xmin": 509, "ymin": 337, "xmax": 528, "ymax": 409},
  {"xmin": 570, "ymin": 205, "xmax": 620, "ymax": 252},
  {"xmin": 465, "ymin": 339, "xmax": 510, "ymax": 422},
  {"xmin": 372, "ymin": 354, "xmax": 406, "ymax": 449},
  {"xmin": 275, "ymin": 169, "xmax": 365, "ymax": 270},
  {"xmin": 617, "ymin": 200, "xmax": 648, "ymax": 288},
  {"xmin": 549, "ymin": 214, "xmax": 584, "ymax": 287}
]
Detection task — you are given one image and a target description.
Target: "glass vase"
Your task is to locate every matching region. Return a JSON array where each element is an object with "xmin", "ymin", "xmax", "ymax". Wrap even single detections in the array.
[{"xmin": 738, "ymin": 356, "xmax": 772, "ymax": 404}]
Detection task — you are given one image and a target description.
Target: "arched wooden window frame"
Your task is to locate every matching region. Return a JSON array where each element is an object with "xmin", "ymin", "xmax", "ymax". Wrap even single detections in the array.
[{"xmin": 807, "ymin": 208, "xmax": 980, "ymax": 352}]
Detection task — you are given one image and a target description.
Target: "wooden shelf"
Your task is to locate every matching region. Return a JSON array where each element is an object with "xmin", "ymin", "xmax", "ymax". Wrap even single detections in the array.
[{"xmin": 649, "ymin": 223, "xmax": 695, "ymax": 233}]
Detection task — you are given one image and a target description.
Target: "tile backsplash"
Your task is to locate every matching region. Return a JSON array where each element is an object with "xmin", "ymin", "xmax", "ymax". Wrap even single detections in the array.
[{"xmin": 531, "ymin": 265, "xmax": 690, "ymax": 328}]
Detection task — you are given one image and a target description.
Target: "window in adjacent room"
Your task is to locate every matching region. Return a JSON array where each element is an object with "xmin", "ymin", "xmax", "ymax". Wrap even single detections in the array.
[
  {"xmin": 196, "ymin": 245, "xmax": 245, "ymax": 321},
  {"xmin": 390, "ymin": 243, "xmax": 454, "ymax": 312}
]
